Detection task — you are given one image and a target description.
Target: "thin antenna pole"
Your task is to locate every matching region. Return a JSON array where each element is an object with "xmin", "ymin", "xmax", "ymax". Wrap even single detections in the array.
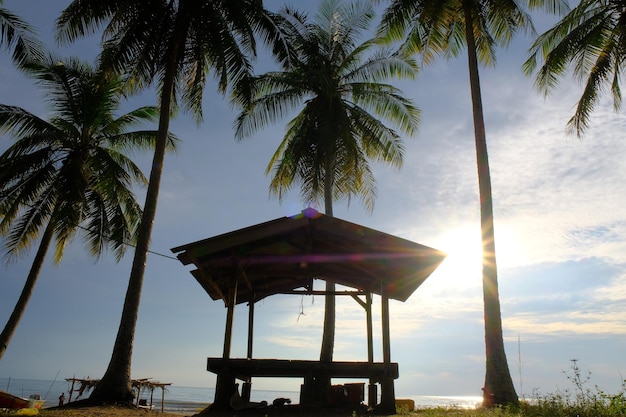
[
  {"xmin": 45, "ymin": 369, "xmax": 61, "ymax": 400},
  {"xmin": 517, "ymin": 334, "xmax": 523, "ymax": 398}
]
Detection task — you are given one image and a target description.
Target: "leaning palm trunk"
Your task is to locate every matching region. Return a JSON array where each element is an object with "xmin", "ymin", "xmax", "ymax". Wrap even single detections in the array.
[
  {"xmin": 462, "ymin": 1, "xmax": 517, "ymax": 407},
  {"xmin": 90, "ymin": 35, "xmax": 180, "ymax": 405},
  {"xmin": 0, "ymin": 223, "xmax": 54, "ymax": 361}
]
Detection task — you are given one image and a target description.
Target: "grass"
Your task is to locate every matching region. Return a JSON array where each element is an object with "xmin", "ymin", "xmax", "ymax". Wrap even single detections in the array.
[
  {"xmin": 387, "ymin": 359, "xmax": 626, "ymax": 417},
  {"xmin": 516, "ymin": 359, "xmax": 626, "ymax": 417},
  {"xmin": 400, "ymin": 360, "xmax": 626, "ymax": 417}
]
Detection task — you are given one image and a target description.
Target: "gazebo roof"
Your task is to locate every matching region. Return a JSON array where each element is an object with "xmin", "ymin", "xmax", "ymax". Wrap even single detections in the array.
[{"xmin": 171, "ymin": 208, "xmax": 446, "ymax": 305}]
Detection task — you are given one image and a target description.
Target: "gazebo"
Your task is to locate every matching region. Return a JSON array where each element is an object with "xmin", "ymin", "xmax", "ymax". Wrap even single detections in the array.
[{"xmin": 171, "ymin": 208, "xmax": 446, "ymax": 413}]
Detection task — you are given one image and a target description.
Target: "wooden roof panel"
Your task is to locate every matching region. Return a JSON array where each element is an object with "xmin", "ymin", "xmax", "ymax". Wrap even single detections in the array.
[{"xmin": 172, "ymin": 208, "xmax": 446, "ymax": 305}]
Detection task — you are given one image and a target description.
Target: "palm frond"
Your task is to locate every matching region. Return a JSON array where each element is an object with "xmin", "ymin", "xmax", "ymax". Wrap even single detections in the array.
[
  {"xmin": 0, "ymin": 54, "xmax": 162, "ymax": 264},
  {"xmin": 525, "ymin": 0, "xmax": 626, "ymax": 135},
  {"xmin": 235, "ymin": 75, "xmax": 311, "ymax": 140},
  {"xmin": 0, "ymin": 104, "xmax": 58, "ymax": 139},
  {"xmin": 0, "ymin": 5, "xmax": 44, "ymax": 67}
]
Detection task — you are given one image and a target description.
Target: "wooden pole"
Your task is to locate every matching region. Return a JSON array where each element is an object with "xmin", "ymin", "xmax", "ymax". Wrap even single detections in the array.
[
  {"xmin": 350, "ymin": 293, "xmax": 377, "ymax": 407},
  {"xmin": 366, "ymin": 292, "xmax": 373, "ymax": 364},
  {"xmin": 242, "ymin": 299, "xmax": 255, "ymax": 402},
  {"xmin": 247, "ymin": 300, "xmax": 255, "ymax": 359},
  {"xmin": 68, "ymin": 378, "xmax": 75, "ymax": 403},
  {"xmin": 380, "ymin": 283, "xmax": 396, "ymax": 413},
  {"xmin": 214, "ymin": 268, "xmax": 239, "ymax": 408},
  {"xmin": 381, "ymin": 291, "xmax": 390, "ymax": 365},
  {"xmin": 222, "ymin": 274, "xmax": 238, "ymax": 359},
  {"xmin": 366, "ymin": 292, "xmax": 377, "ymax": 407}
]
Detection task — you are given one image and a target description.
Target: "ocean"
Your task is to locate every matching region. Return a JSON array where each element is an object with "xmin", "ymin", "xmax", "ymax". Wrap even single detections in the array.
[{"xmin": 0, "ymin": 378, "xmax": 483, "ymax": 414}]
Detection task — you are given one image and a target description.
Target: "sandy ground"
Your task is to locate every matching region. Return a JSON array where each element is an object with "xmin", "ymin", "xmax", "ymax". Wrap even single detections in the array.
[{"xmin": 0, "ymin": 403, "xmax": 383, "ymax": 417}]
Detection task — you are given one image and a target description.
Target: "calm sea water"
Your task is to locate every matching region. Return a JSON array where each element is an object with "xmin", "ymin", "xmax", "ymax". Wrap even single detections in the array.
[{"xmin": 0, "ymin": 378, "xmax": 482, "ymax": 414}]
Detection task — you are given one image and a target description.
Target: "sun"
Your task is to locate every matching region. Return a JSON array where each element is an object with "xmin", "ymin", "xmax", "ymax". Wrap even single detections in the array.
[
  {"xmin": 430, "ymin": 223, "xmax": 524, "ymax": 290},
  {"xmin": 432, "ymin": 225, "xmax": 484, "ymax": 289}
]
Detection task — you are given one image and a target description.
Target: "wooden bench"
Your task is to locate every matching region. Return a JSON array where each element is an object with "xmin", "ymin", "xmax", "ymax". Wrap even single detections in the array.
[
  {"xmin": 207, "ymin": 357, "xmax": 398, "ymax": 381},
  {"xmin": 207, "ymin": 357, "xmax": 398, "ymax": 408}
]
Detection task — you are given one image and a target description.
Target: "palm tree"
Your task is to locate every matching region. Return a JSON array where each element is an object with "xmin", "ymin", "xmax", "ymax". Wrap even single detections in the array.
[
  {"xmin": 0, "ymin": 54, "xmax": 174, "ymax": 362},
  {"xmin": 377, "ymin": 0, "xmax": 567, "ymax": 406},
  {"xmin": 56, "ymin": 0, "xmax": 288, "ymax": 404},
  {"xmin": 235, "ymin": 0, "xmax": 420, "ymax": 398},
  {"xmin": 524, "ymin": 0, "xmax": 624, "ymax": 137},
  {"xmin": 0, "ymin": 0, "xmax": 43, "ymax": 67}
]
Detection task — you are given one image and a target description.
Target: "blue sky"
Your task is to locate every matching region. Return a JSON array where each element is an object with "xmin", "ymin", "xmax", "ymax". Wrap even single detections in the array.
[{"xmin": 1, "ymin": 0, "xmax": 626, "ymax": 400}]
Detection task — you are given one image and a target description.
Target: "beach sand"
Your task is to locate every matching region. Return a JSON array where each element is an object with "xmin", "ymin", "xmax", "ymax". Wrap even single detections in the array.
[
  {"xmin": 1, "ymin": 406, "xmax": 183, "ymax": 417},
  {"xmin": 14, "ymin": 404, "xmax": 379, "ymax": 417}
]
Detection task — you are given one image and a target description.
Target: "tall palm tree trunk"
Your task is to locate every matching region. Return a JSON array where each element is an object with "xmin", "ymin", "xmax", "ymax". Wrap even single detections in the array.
[
  {"xmin": 461, "ymin": 0, "xmax": 517, "ymax": 407},
  {"xmin": 90, "ymin": 34, "xmax": 180, "ymax": 405},
  {"xmin": 320, "ymin": 163, "xmax": 335, "ymax": 363},
  {"xmin": 317, "ymin": 161, "xmax": 336, "ymax": 404},
  {"xmin": 0, "ymin": 223, "xmax": 54, "ymax": 361}
]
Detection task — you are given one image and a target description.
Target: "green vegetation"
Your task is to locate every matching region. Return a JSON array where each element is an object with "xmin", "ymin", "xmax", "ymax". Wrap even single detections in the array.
[
  {"xmin": 404, "ymin": 383, "xmax": 626, "ymax": 417},
  {"xmin": 405, "ymin": 361, "xmax": 626, "ymax": 417},
  {"xmin": 518, "ymin": 360, "xmax": 626, "ymax": 417}
]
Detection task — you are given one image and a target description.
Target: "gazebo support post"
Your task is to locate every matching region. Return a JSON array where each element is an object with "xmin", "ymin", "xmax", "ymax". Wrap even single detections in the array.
[
  {"xmin": 247, "ymin": 300, "xmax": 254, "ymax": 359},
  {"xmin": 379, "ymin": 285, "xmax": 396, "ymax": 413},
  {"xmin": 300, "ymin": 375, "xmax": 316, "ymax": 406},
  {"xmin": 351, "ymin": 292, "xmax": 378, "ymax": 407},
  {"xmin": 242, "ymin": 300, "xmax": 255, "ymax": 402},
  {"xmin": 366, "ymin": 292, "xmax": 377, "ymax": 407},
  {"xmin": 213, "ymin": 272, "xmax": 238, "ymax": 409},
  {"xmin": 222, "ymin": 273, "xmax": 238, "ymax": 359}
]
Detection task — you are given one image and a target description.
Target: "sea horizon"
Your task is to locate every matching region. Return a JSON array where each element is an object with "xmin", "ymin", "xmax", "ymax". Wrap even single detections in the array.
[{"xmin": 0, "ymin": 377, "xmax": 483, "ymax": 413}]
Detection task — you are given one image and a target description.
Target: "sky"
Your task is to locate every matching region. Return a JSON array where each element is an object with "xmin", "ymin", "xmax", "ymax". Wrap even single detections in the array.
[{"xmin": 1, "ymin": 0, "xmax": 625, "ymax": 401}]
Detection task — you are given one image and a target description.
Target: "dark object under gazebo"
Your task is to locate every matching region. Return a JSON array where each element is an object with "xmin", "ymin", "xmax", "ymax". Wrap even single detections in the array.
[{"xmin": 171, "ymin": 208, "xmax": 446, "ymax": 413}]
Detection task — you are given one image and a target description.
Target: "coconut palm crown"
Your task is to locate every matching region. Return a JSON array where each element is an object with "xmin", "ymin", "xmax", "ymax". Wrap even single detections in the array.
[
  {"xmin": 524, "ymin": 0, "xmax": 624, "ymax": 136},
  {"xmin": 235, "ymin": 2, "xmax": 420, "ymax": 399},
  {"xmin": 0, "ymin": 53, "xmax": 176, "ymax": 361},
  {"xmin": 56, "ymin": 0, "xmax": 290, "ymax": 404},
  {"xmin": 235, "ymin": 0, "xmax": 420, "ymax": 213},
  {"xmin": 376, "ymin": 0, "xmax": 568, "ymax": 407}
]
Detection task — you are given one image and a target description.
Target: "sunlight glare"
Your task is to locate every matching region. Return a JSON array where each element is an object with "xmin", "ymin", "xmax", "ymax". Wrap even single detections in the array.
[
  {"xmin": 430, "ymin": 223, "xmax": 524, "ymax": 291},
  {"xmin": 432, "ymin": 225, "xmax": 483, "ymax": 289}
]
